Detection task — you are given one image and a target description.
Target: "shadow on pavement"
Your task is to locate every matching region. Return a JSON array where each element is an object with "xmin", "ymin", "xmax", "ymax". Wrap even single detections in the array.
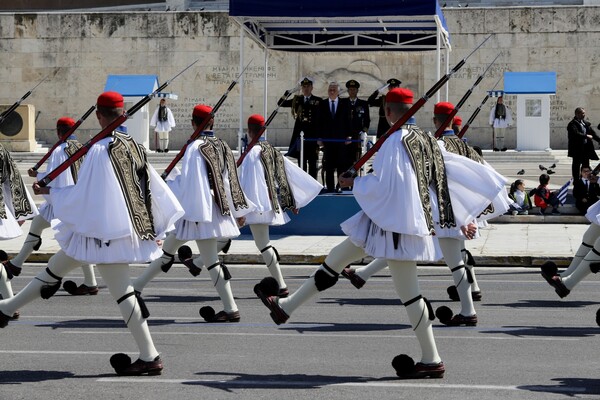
[{"xmin": 520, "ymin": 377, "xmax": 600, "ymax": 396}]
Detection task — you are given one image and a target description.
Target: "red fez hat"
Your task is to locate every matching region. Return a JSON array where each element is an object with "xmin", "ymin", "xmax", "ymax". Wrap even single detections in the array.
[
  {"xmin": 385, "ymin": 88, "xmax": 413, "ymax": 104},
  {"xmin": 434, "ymin": 102, "xmax": 454, "ymax": 115},
  {"xmin": 248, "ymin": 114, "xmax": 265, "ymax": 126},
  {"xmin": 452, "ymin": 115, "xmax": 463, "ymax": 125},
  {"xmin": 97, "ymin": 91, "xmax": 124, "ymax": 108},
  {"xmin": 193, "ymin": 104, "xmax": 213, "ymax": 120},
  {"xmin": 56, "ymin": 117, "xmax": 75, "ymax": 128}
]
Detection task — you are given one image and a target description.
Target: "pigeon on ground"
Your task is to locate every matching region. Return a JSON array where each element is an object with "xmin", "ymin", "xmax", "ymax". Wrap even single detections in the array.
[
  {"xmin": 517, "ymin": 169, "xmax": 525, "ymax": 175},
  {"xmin": 547, "ymin": 170, "xmax": 555, "ymax": 175},
  {"xmin": 539, "ymin": 164, "xmax": 547, "ymax": 171}
]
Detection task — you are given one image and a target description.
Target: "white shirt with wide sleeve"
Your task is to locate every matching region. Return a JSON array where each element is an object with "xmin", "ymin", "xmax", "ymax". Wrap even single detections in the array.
[
  {"xmin": 238, "ymin": 144, "xmax": 323, "ymax": 225},
  {"xmin": 50, "ymin": 136, "xmax": 184, "ymax": 264}
]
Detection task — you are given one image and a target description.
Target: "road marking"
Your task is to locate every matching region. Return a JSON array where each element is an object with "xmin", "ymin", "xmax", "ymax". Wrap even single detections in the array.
[
  {"xmin": 60, "ymin": 329, "xmax": 579, "ymax": 341},
  {"xmin": 95, "ymin": 377, "xmax": 586, "ymax": 393},
  {"xmin": 0, "ymin": 350, "xmax": 117, "ymax": 355}
]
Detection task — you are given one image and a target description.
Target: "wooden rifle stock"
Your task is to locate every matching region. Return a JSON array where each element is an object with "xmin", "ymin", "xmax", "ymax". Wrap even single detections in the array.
[
  {"xmin": 38, "ymin": 60, "xmax": 198, "ymax": 187},
  {"xmin": 344, "ymin": 34, "xmax": 492, "ymax": 177},
  {"xmin": 236, "ymin": 85, "xmax": 299, "ymax": 167},
  {"xmin": 31, "ymin": 105, "xmax": 97, "ymax": 172},
  {"xmin": 161, "ymin": 61, "xmax": 253, "ymax": 180}
]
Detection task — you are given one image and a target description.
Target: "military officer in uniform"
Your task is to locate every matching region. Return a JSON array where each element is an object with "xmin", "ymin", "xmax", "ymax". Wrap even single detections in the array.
[
  {"xmin": 367, "ymin": 78, "xmax": 401, "ymax": 138},
  {"xmin": 281, "ymin": 77, "xmax": 323, "ymax": 179},
  {"xmin": 341, "ymin": 79, "xmax": 370, "ymax": 177}
]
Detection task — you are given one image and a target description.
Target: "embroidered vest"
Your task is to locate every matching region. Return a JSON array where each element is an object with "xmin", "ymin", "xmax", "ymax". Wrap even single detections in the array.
[
  {"xmin": 64, "ymin": 139, "xmax": 84, "ymax": 183},
  {"xmin": 107, "ymin": 132, "xmax": 156, "ymax": 240},
  {"xmin": 0, "ymin": 144, "xmax": 34, "ymax": 219},
  {"xmin": 199, "ymin": 137, "xmax": 249, "ymax": 216},
  {"xmin": 402, "ymin": 126, "xmax": 455, "ymax": 232},
  {"xmin": 258, "ymin": 142, "xmax": 295, "ymax": 212}
]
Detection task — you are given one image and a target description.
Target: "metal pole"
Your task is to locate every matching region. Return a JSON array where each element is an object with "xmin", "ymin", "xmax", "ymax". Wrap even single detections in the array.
[{"xmin": 263, "ymin": 45, "xmax": 268, "ymax": 140}]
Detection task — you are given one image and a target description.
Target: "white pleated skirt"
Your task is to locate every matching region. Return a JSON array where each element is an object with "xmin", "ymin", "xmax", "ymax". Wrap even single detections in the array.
[
  {"xmin": 173, "ymin": 203, "xmax": 241, "ymax": 241},
  {"xmin": 0, "ymin": 205, "xmax": 22, "ymax": 240},
  {"xmin": 55, "ymin": 227, "xmax": 162, "ymax": 264},
  {"xmin": 341, "ymin": 211, "xmax": 442, "ymax": 262}
]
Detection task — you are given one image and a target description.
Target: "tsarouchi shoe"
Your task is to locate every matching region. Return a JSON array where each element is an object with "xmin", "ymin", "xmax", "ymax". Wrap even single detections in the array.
[
  {"xmin": 392, "ymin": 355, "xmax": 445, "ymax": 379},
  {"xmin": 441, "ymin": 314, "xmax": 478, "ymax": 327},
  {"xmin": 541, "ymin": 262, "xmax": 570, "ymax": 298},
  {"xmin": 63, "ymin": 281, "xmax": 99, "ymax": 296},
  {"xmin": 341, "ymin": 267, "xmax": 365, "ymax": 289},
  {"xmin": 113, "ymin": 355, "xmax": 163, "ymax": 376},
  {"xmin": 211, "ymin": 310, "xmax": 241, "ymax": 323},
  {"xmin": 278, "ymin": 287, "xmax": 290, "ymax": 298},
  {"xmin": 254, "ymin": 284, "xmax": 289, "ymax": 325}
]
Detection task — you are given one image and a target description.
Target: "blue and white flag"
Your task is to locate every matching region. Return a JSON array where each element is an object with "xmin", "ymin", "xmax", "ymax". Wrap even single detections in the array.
[{"xmin": 556, "ymin": 178, "xmax": 573, "ymax": 205}]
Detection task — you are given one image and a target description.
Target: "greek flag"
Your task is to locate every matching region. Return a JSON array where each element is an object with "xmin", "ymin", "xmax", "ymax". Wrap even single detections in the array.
[{"xmin": 556, "ymin": 178, "xmax": 572, "ymax": 205}]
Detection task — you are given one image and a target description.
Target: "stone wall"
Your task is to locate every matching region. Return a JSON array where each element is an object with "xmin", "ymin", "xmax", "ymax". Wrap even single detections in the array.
[{"xmin": 0, "ymin": 7, "xmax": 599, "ymax": 151}]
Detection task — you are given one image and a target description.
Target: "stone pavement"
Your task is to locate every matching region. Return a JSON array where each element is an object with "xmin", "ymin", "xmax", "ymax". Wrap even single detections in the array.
[{"xmin": 4, "ymin": 220, "xmax": 589, "ymax": 268}]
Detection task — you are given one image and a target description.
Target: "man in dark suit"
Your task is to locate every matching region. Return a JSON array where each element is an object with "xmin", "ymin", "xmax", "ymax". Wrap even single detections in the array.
[
  {"xmin": 281, "ymin": 76, "xmax": 323, "ymax": 179},
  {"xmin": 340, "ymin": 79, "xmax": 370, "ymax": 173},
  {"xmin": 367, "ymin": 78, "xmax": 401, "ymax": 138},
  {"xmin": 573, "ymin": 165, "xmax": 600, "ymax": 214},
  {"xmin": 318, "ymin": 81, "xmax": 350, "ymax": 192},
  {"xmin": 567, "ymin": 107, "xmax": 600, "ymax": 180}
]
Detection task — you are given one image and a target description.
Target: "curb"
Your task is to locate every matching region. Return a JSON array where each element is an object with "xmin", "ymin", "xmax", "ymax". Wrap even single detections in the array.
[{"xmin": 17, "ymin": 252, "xmax": 574, "ymax": 268}]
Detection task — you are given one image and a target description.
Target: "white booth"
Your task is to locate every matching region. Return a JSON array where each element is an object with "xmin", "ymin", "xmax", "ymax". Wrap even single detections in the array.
[{"xmin": 504, "ymin": 71, "xmax": 557, "ymax": 151}]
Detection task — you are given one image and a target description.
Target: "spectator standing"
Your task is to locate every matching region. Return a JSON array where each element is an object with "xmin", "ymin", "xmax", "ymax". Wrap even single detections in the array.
[
  {"xmin": 567, "ymin": 107, "xmax": 600, "ymax": 180},
  {"xmin": 573, "ymin": 166, "xmax": 600, "ymax": 214}
]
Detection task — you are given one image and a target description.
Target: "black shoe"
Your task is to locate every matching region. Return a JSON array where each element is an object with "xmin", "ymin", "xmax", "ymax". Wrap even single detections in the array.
[
  {"xmin": 156, "ymin": 149, "xmax": 163, "ymax": 153},
  {"xmin": 493, "ymin": 147, "xmax": 500, "ymax": 152},
  {"xmin": 341, "ymin": 267, "xmax": 365, "ymax": 289},
  {"xmin": 112, "ymin": 354, "xmax": 163, "ymax": 376},
  {"xmin": 501, "ymin": 147, "xmax": 507, "ymax": 152},
  {"xmin": 164, "ymin": 149, "xmax": 169, "ymax": 153}
]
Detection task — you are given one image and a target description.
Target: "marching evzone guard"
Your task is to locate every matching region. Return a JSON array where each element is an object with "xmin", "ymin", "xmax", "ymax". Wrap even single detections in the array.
[
  {"xmin": 0, "ymin": 143, "xmax": 39, "ymax": 318},
  {"xmin": 541, "ymin": 199, "xmax": 600, "ymax": 316},
  {"xmin": 238, "ymin": 114, "xmax": 323, "ymax": 297},
  {"xmin": 0, "ymin": 91, "xmax": 184, "ymax": 376},
  {"xmin": 254, "ymin": 88, "xmax": 505, "ymax": 379},
  {"xmin": 3, "ymin": 117, "xmax": 99, "ymax": 296},
  {"xmin": 133, "ymin": 104, "xmax": 253, "ymax": 323},
  {"xmin": 342, "ymin": 103, "xmax": 511, "ymax": 321}
]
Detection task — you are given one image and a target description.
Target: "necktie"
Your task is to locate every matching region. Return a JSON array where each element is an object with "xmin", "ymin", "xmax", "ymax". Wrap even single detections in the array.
[
  {"xmin": 304, "ymin": 96, "xmax": 309, "ymax": 103},
  {"xmin": 331, "ymin": 100, "xmax": 335, "ymax": 117},
  {"xmin": 585, "ymin": 179, "xmax": 589, "ymax": 189}
]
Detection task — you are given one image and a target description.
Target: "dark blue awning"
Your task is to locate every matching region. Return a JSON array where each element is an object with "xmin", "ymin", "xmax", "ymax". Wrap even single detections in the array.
[{"xmin": 230, "ymin": 0, "xmax": 450, "ymax": 52}]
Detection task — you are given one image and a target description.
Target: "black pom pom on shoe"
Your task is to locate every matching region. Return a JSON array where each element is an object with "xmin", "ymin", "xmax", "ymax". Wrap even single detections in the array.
[
  {"xmin": 199, "ymin": 306, "xmax": 216, "ymax": 322},
  {"xmin": 63, "ymin": 280, "xmax": 78, "ymax": 295},
  {"xmin": 391, "ymin": 354, "xmax": 415, "ymax": 377},
  {"xmin": 435, "ymin": 305, "xmax": 453, "ymax": 324},
  {"xmin": 254, "ymin": 277, "xmax": 280, "ymax": 298},
  {"xmin": 110, "ymin": 353, "xmax": 132, "ymax": 375}
]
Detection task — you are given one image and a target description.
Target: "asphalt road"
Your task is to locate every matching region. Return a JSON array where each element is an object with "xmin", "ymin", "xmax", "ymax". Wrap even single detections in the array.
[{"xmin": 1, "ymin": 263, "xmax": 600, "ymax": 400}]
